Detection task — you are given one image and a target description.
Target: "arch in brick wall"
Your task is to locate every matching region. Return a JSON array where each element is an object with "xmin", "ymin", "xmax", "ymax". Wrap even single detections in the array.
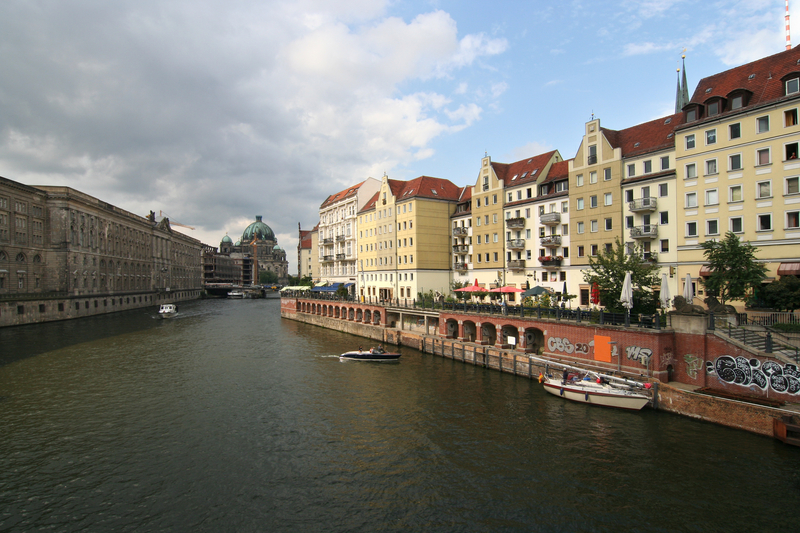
[
  {"xmin": 481, "ymin": 323, "xmax": 497, "ymax": 345},
  {"xmin": 462, "ymin": 321, "xmax": 476, "ymax": 342}
]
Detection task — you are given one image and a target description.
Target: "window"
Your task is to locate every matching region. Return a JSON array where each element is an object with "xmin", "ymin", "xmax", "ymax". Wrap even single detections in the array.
[
  {"xmin": 493, "ymin": 214, "xmax": 497, "ymax": 223},
  {"xmin": 787, "ymin": 78, "xmax": 800, "ymax": 95},
  {"xmin": 705, "ymin": 189, "xmax": 719, "ymax": 206},
  {"xmin": 705, "ymin": 159, "xmax": 717, "ymax": 175},
  {"xmin": 627, "ymin": 164, "xmax": 635, "ymax": 177},
  {"xmin": 625, "ymin": 216, "xmax": 634, "ymax": 228},
  {"xmin": 729, "ymin": 123, "xmax": 741, "ymax": 139},
  {"xmin": 707, "ymin": 101, "xmax": 720, "ymax": 116},
  {"xmin": 590, "ymin": 195, "xmax": 597, "ymax": 208},
  {"xmin": 758, "ymin": 213, "xmax": 772, "ymax": 231},
  {"xmin": 590, "ymin": 220, "xmax": 598, "ymax": 232},
  {"xmin": 658, "ymin": 183, "xmax": 668, "ymax": 197},
  {"xmin": 589, "ymin": 171, "xmax": 597, "ymax": 184},
  {"xmin": 562, "ymin": 223, "xmax": 568, "ymax": 235},
  {"xmin": 731, "ymin": 95, "xmax": 743, "ymax": 110},
  {"xmin": 605, "ymin": 218, "xmax": 612, "ymax": 230},
  {"xmin": 588, "ymin": 145, "xmax": 597, "ymax": 164},
  {"xmin": 705, "ymin": 129, "xmax": 716, "ymax": 145},
  {"xmin": 757, "ymin": 115, "xmax": 770, "ymax": 133},
  {"xmin": 729, "ymin": 185, "xmax": 743, "ymax": 203},
  {"xmin": 686, "ymin": 163, "xmax": 697, "ymax": 179},
  {"xmin": 785, "ymin": 108, "xmax": 798, "ymax": 127},
  {"xmin": 686, "ymin": 108, "xmax": 697, "ymax": 122},
  {"xmin": 660, "ymin": 156, "xmax": 669, "ymax": 170},
  {"xmin": 685, "ymin": 134, "xmax": 695, "ymax": 149},
  {"xmin": 786, "ymin": 142, "xmax": 799, "ymax": 160},
  {"xmin": 729, "ymin": 153, "xmax": 742, "ymax": 171},
  {"xmin": 508, "ymin": 193, "xmax": 513, "ymax": 202},
  {"xmin": 660, "ymin": 211, "xmax": 669, "ymax": 224},
  {"xmin": 757, "ymin": 148, "xmax": 771, "ymax": 165},
  {"xmin": 706, "ymin": 219, "xmax": 719, "ymax": 236},
  {"xmin": 476, "ymin": 198, "xmax": 481, "ymax": 207},
  {"xmin": 730, "ymin": 216, "xmax": 743, "ymax": 233},
  {"xmin": 604, "ymin": 193, "xmax": 612, "ymax": 206},
  {"xmin": 576, "ymin": 174, "xmax": 584, "ymax": 186},
  {"xmin": 604, "ymin": 168, "xmax": 611, "ymax": 181},
  {"xmin": 787, "ymin": 176, "xmax": 799, "ymax": 195},
  {"xmin": 787, "ymin": 211, "xmax": 800, "ymax": 229},
  {"xmin": 644, "ymin": 160, "xmax": 652, "ymax": 174},
  {"xmin": 577, "ymin": 245, "xmax": 585, "ymax": 257},
  {"xmin": 477, "ymin": 218, "xmax": 481, "ymax": 227},
  {"xmin": 757, "ymin": 180, "xmax": 772, "ymax": 199},
  {"xmin": 492, "ymin": 194, "xmax": 497, "ymax": 204},
  {"xmin": 493, "ymin": 233, "xmax": 498, "ymax": 243},
  {"xmin": 577, "ymin": 221, "xmax": 584, "ymax": 234},
  {"xmin": 686, "ymin": 192, "xmax": 698, "ymax": 208},
  {"xmin": 660, "ymin": 239, "xmax": 669, "ymax": 252},
  {"xmin": 590, "ymin": 244, "xmax": 598, "ymax": 256},
  {"xmin": 686, "ymin": 222, "xmax": 698, "ymax": 237},
  {"xmin": 562, "ymin": 201, "xmax": 568, "ymax": 213},
  {"xmin": 625, "ymin": 189, "xmax": 634, "ymax": 202}
]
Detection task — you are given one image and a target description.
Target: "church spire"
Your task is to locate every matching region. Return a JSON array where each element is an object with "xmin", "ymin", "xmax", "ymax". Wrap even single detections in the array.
[{"xmin": 675, "ymin": 53, "xmax": 690, "ymax": 113}]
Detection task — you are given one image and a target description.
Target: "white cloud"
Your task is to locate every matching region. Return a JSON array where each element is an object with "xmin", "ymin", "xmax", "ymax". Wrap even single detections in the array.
[{"xmin": 504, "ymin": 141, "xmax": 555, "ymax": 163}]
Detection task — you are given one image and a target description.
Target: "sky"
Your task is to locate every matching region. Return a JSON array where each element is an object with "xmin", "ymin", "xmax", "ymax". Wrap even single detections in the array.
[{"xmin": 1, "ymin": 0, "xmax": 796, "ymax": 273}]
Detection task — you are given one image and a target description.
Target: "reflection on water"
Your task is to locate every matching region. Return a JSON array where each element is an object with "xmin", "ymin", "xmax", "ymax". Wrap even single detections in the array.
[{"xmin": 1, "ymin": 298, "xmax": 798, "ymax": 532}]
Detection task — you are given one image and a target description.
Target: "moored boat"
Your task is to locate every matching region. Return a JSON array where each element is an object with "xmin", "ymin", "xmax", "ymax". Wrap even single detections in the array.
[
  {"xmin": 227, "ymin": 290, "xmax": 245, "ymax": 299},
  {"xmin": 340, "ymin": 347, "xmax": 401, "ymax": 361},
  {"xmin": 158, "ymin": 304, "xmax": 178, "ymax": 318},
  {"xmin": 542, "ymin": 372, "xmax": 650, "ymax": 410}
]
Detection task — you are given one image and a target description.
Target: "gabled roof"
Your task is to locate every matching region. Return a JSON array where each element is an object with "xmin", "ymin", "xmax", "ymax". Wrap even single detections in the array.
[
  {"xmin": 540, "ymin": 159, "xmax": 571, "ymax": 184},
  {"xmin": 358, "ymin": 191, "xmax": 379, "ymax": 214},
  {"xmin": 602, "ymin": 113, "xmax": 682, "ymax": 158},
  {"xmin": 395, "ymin": 176, "xmax": 462, "ymax": 202},
  {"xmin": 491, "ymin": 150, "xmax": 559, "ymax": 186},
  {"xmin": 457, "ymin": 186, "xmax": 472, "ymax": 202},
  {"xmin": 689, "ymin": 47, "xmax": 800, "ymax": 110},
  {"xmin": 320, "ymin": 181, "xmax": 365, "ymax": 209}
]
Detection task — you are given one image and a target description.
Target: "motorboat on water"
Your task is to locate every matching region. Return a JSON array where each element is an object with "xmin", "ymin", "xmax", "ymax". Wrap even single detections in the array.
[
  {"xmin": 158, "ymin": 304, "xmax": 178, "ymax": 318},
  {"xmin": 227, "ymin": 290, "xmax": 245, "ymax": 299},
  {"xmin": 542, "ymin": 371, "xmax": 650, "ymax": 410},
  {"xmin": 340, "ymin": 347, "xmax": 401, "ymax": 361}
]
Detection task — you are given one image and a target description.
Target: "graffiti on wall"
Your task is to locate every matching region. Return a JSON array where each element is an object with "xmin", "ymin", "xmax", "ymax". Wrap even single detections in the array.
[
  {"xmin": 707, "ymin": 356, "xmax": 800, "ymax": 395},
  {"xmin": 547, "ymin": 337, "xmax": 592, "ymax": 355},
  {"xmin": 684, "ymin": 354, "xmax": 704, "ymax": 379},
  {"xmin": 625, "ymin": 345, "xmax": 652, "ymax": 366}
]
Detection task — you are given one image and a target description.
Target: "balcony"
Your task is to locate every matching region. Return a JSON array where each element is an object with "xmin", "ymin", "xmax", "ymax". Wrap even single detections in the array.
[
  {"xmin": 588, "ymin": 154, "xmax": 597, "ymax": 164},
  {"xmin": 453, "ymin": 227, "xmax": 468, "ymax": 236},
  {"xmin": 453, "ymin": 244, "xmax": 469, "ymax": 253},
  {"xmin": 336, "ymin": 253, "xmax": 346, "ymax": 260},
  {"xmin": 321, "ymin": 255, "xmax": 334, "ymax": 262},
  {"xmin": 538, "ymin": 257, "xmax": 563, "ymax": 268},
  {"xmin": 506, "ymin": 217, "xmax": 525, "ymax": 229},
  {"xmin": 453, "ymin": 262, "xmax": 468, "ymax": 272},
  {"xmin": 540, "ymin": 212, "xmax": 561, "ymax": 225},
  {"xmin": 335, "ymin": 235, "xmax": 345, "ymax": 242},
  {"xmin": 540, "ymin": 235, "xmax": 562, "ymax": 247},
  {"xmin": 628, "ymin": 197, "xmax": 658, "ymax": 212},
  {"xmin": 508, "ymin": 260, "xmax": 526, "ymax": 270},
  {"xmin": 322, "ymin": 238, "xmax": 333, "ymax": 245},
  {"xmin": 506, "ymin": 239, "xmax": 525, "ymax": 250},
  {"xmin": 630, "ymin": 225, "xmax": 659, "ymax": 239}
]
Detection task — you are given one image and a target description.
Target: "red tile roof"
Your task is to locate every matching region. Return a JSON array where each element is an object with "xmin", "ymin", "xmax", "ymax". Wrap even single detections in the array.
[
  {"xmin": 395, "ymin": 176, "xmax": 462, "ymax": 202},
  {"xmin": 602, "ymin": 113, "xmax": 682, "ymax": 158},
  {"xmin": 688, "ymin": 47, "xmax": 800, "ymax": 111},
  {"xmin": 490, "ymin": 150, "xmax": 559, "ymax": 186},
  {"xmin": 319, "ymin": 181, "xmax": 365, "ymax": 209},
  {"xmin": 299, "ymin": 230, "xmax": 312, "ymax": 249},
  {"xmin": 359, "ymin": 191, "xmax": 379, "ymax": 214}
]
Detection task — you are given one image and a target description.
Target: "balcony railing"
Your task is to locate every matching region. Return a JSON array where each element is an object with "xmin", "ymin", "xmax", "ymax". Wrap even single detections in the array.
[
  {"xmin": 588, "ymin": 154, "xmax": 597, "ymax": 164},
  {"xmin": 506, "ymin": 239, "xmax": 525, "ymax": 250},
  {"xmin": 453, "ymin": 227, "xmax": 468, "ymax": 236},
  {"xmin": 630, "ymin": 225, "xmax": 659, "ymax": 239},
  {"xmin": 322, "ymin": 238, "xmax": 333, "ymax": 245},
  {"xmin": 453, "ymin": 263, "xmax": 468, "ymax": 272},
  {"xmin": 538, "ymin": 257, "xmax": 562, "ymax": 267},
  {"xmin": 540, "ymin": 235, "xmax": 562, "ymax": 247},
  {"xmin": 506, "ymin": 217, "xmax": 525, "ymax": 229},
  {"xmin": 335, "ymin": 235, "xmax": 345, "ymax": 242},
  {"xmin": 628, "ymin": 197, "xmax": 658, "ymax": 212},
  {"xmin": 336, "ymin": 253, "xmax": 346, "ymax": 260},
  {"xmin": 453, "ymin": 244, "xmax": 469, "ymax": 253},
  {"xmin": 321, "ymin": 255, "xmax": 334, "ymax": 262},
  {"xmin": 540, "ymin": 212, "xmax": 561, "ymax": 225},
  {"xmin": 508, "ymin": 260, "xmax": 526, "ymax": 270}
]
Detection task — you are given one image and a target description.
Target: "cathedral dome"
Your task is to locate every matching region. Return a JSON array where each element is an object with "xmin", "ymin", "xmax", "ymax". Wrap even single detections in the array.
[
  {"xmin": 221, "ymin": 234, "xmax": 233, "ymax": 244},
  {"xmin": 273, "ymin": 245, "xmax": 282, "ymax": 251},
  {"xmin": 242, "ymin": 215, "xmax": 275, "ymax": 242}
]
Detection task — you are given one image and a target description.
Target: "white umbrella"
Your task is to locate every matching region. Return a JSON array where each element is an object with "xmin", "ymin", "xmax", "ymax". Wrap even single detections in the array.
[
  {"xmin": 683, "ymin": 273, "xmax": 694, "ymax": 302},
  {"xmin": 660, "ymin": 273, "xmax": 671, "ymax": 308},
  {"xmin": 620, "ymin": 271, "xmax": 634, "ymax": 310}
]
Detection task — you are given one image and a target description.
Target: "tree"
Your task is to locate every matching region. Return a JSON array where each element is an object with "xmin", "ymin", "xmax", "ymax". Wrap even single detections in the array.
[
  {"xmin": 700, "ymin": 232, "xmax": 767, "ymax": 304},
  {"xmin": 764, "ymin": 275, "xmax": 800, "ymax": 311},
  {"xmin": 583, "ymin": 238, "xmax": 660, "ymax": 314},
  {"xmin": 259, "ymin": 270, "xmax": 279, "ymax": 284}
]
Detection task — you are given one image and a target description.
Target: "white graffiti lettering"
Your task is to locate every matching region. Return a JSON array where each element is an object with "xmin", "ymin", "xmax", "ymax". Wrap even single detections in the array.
[
  {"xmin": 547, "ymin": 337, "xmax": 590, "ymax": 355},
  {"xmin": 714, "ymin": 355, "xmax": 800, "ymax": 395},
  {"xmin": 625, "ymin": 345, "xmax": 652, "ymax": 366}
]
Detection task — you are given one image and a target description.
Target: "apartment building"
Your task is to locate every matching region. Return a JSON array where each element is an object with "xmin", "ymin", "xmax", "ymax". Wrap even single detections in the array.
[{"xmin": 450, "ymin": 187, "xmax": 473, "ymax": 286}]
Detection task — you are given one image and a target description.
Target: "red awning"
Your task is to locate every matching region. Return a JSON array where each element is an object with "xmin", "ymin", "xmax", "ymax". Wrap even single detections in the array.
[
  {"xmin": 699, "ymin": 265, "xmax": 713, "ymax": 277},
  {"xmin": 777, "ymin": 262, "xmax": 800, "ymax": 276}
]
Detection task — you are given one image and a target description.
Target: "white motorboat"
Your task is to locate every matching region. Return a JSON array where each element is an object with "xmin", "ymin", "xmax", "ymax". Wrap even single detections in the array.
[
  {"xmin": 158, "ymin": 304, "xmax": 178, "ymax": 318},
  {"xmin": 542, "ymin": 372, "xmax": 650, "ymax": 410},
  {"xmin": 227, "ymin": 290, "xmax": 245, "ymax": 299},
  {"xmin": 340, "ymin": 347, "xmax": 401, "ymax": 361}
]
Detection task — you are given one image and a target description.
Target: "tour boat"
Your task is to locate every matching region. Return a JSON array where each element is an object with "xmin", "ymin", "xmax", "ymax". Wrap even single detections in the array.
[
  {"xmin": 542, "ymin": 372, "xmax": 650, "ymax": 410},
  {"xmin": 227, "ymin": 290, "xmax": 245, "ymax": 299},
  {"xmin": 158, "ymin": 304, "xmax": 178, "ymax": 318},
  {"xmin": 340, "ymin": 347, "xmax": 401, "ymax": 361}
]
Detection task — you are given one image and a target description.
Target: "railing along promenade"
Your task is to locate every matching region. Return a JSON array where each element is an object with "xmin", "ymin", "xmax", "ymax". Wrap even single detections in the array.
[{"xmin": 281, "ymin": 291, "xmax": 668, "ymax": 330}]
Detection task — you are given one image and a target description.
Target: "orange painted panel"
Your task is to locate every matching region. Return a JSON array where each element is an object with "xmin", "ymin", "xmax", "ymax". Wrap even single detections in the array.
[{"xmin": 594, "ymin": 335, "xmax": 611, "ymax": 362}]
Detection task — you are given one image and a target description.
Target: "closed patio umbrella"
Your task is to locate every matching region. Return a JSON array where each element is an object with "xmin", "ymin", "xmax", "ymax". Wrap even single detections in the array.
[
  {"xmin": 683, "ymin": 273, "xmax": 694, "ymax": 302},
  {"xmin": 660, "ymin": 273, "xmax": 671, "ymax": 308},
  {"xmin": 620, "ymin": 271, "xmax": 633, "ymax": 311}
]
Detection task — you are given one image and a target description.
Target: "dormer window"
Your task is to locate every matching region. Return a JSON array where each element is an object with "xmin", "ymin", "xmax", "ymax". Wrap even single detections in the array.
[
  {"xmin": 707, "ymin": 100, "xmax": 720, "ymax": 116},
  {"xmin": 686, "ymin": 107, "xmax": 698, "ymax": 122},
  {"xmin": 787, "ymin": 78, "xmax": 800, "ymax": 95},
  {"xmin": 731, "ymin": 95, "xmax": 743, "ymax": 110}
]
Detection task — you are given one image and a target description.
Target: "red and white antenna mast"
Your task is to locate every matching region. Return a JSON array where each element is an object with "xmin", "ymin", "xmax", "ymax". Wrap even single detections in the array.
[{"xmin": 787, "ymin": 0, "xmax": 792, "ymax": 50}]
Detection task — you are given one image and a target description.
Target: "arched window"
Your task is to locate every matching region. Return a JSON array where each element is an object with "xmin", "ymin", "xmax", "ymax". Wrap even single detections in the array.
[
  {"xmin": 16, "ymin": 253, "xmax": 26, "ymax": 262},
  {"xmin": 33, "ymin": 255, "xmax": 41, "ymax": 263}
]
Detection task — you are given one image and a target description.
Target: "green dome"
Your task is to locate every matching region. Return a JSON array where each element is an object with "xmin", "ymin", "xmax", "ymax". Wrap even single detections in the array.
[
  {"xmin": 242, "ymin": 215, "xmax": 275, "ymax": 242},
  {"xmin": 234, "ymin": 241, "xmax": 241, "ymax": 246},
  {"xmin": 273, "ymin": 245, "xmax": 282, "ymax": 251},
  {"xmin": 221, "ymin": 234, "xmax": 232, "ymax": 244}
]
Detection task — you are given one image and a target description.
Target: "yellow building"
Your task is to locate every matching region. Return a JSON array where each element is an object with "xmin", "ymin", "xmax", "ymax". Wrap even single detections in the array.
[
  {"xmin": 675, "ymin": 47, "xmax": 800, "ymax": 304},
  {"xmin": 470, "ymin": 155, "xmax": 512, "ymax": 288}
]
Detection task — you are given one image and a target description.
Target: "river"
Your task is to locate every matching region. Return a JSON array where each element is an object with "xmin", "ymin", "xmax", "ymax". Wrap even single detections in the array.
[{"xmin": 1, "ymin": 298, "xmax": 798, "ymax": 532}]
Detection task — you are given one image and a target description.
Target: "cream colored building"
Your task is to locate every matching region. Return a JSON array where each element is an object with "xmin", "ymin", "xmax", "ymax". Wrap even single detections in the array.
[
  {"xmin": 675, "ymin": 47, "xmax": 800, "ymax": 304},
  {"xmin": 470, "ymin": 156, "xmax": 513, "ymax": 289},
  {"xmin": 450, "ymin": 187, "xmax": 473, "ymax": 286}
]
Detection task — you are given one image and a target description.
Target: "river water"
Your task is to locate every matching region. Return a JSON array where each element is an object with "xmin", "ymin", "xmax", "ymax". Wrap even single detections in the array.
[{"xmin": 1, "ymin": 298, "xmax": 798, "ymax": 532}]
